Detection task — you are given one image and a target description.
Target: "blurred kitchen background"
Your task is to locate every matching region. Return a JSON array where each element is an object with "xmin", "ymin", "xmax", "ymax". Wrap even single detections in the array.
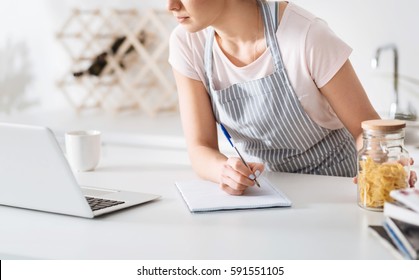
[{"xmin": 1, "ymin": 0, "xmax": 419, "ymax": 147}]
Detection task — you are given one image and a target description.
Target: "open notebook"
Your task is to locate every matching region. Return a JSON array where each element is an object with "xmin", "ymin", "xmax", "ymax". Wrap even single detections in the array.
[{"xmin": 175, "ymin": 176, "xmax": 292, "ymax": 213}]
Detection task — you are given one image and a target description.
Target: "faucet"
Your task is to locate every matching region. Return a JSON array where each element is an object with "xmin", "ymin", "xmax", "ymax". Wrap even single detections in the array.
[
  {"xmin": 371, "ymin": 44, "xmax": 399, "ymax": 119},
  {"xmin": 371, "ymin": 44, "xmax": 416, "ymax": 121}
]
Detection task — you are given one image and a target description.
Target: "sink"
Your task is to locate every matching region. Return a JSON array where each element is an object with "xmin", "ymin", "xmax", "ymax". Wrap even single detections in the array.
[{"xmin": 405, "ymin": 121, "xmax": 419, "ymax": 146}]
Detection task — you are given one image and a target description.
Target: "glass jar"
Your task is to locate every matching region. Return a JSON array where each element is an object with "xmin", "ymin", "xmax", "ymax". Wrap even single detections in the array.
[{"xmin": 357, "ymin": 120, "xmax": 410, "ymax": 211}]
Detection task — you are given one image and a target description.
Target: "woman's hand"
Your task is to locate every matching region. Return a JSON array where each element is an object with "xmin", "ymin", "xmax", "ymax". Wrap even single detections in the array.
[
  {"xmin": 407, "ymin": 158, "xmax": 418, "ymax": 187},
  {"xmin": 353, "ymin": 158, "xmax": 418, "ymax": 187},
  {"xmin": 219, "ymin": 157, "xmax": 265, "ymax": 195},
  {"xmin": 410, "ymin": 170, "xmax": 418, "ymax": 187}
]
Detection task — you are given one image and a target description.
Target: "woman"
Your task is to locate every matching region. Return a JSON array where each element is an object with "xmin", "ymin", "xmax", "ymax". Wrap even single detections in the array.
[{"xmin": 167, "ymin": 0, "xmax": 416, "ymax": 195}]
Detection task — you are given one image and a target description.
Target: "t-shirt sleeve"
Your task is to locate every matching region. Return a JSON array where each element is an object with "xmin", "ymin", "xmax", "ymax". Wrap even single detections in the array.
[
  {"xmin": 168, "ymin": 26, "xmax": 201, "ymax": 81},
  {"xmin": 305, "ymin": 18, "xmax": 352, "ymax": 88}
]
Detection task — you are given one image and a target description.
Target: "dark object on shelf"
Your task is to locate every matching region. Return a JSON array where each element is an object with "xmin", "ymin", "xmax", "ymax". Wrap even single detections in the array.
[{"xmin": 73, "ymin": 32, "xmax": 146, "ymax": 78}]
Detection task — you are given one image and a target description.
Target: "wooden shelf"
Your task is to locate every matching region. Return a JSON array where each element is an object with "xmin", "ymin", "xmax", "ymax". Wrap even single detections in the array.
[{"xmin": 56, "ymin": 8, "xmax": 178, "ymax": 115}]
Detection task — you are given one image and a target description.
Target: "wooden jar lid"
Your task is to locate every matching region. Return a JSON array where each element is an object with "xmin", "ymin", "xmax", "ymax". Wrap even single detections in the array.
[{"xmin": 361, "ymin": 119, "xmax": 406, "ymax": 131}]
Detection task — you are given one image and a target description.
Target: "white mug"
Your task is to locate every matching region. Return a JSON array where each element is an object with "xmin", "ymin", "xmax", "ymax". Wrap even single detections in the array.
[{"xmin": 65, "ymin": 130, "xmax": 101, "ymax": 172}]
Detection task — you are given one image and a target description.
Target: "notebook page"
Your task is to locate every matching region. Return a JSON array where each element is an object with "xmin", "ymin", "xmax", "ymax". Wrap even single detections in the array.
[{"xmin": 175, "ymin": 176, "xmax": 292, "ymax": 213}]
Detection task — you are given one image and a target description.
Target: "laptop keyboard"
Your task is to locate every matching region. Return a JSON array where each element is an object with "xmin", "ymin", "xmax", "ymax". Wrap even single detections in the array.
[{"xmin": 85, "ymin": 196, "xmax": 125, "ymax": 211}]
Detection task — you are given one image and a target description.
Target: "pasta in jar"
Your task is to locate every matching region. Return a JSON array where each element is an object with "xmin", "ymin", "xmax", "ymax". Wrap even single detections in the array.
[{"xmin": 358, "ymin": 157, "xmax": 407, "ymax": 208}]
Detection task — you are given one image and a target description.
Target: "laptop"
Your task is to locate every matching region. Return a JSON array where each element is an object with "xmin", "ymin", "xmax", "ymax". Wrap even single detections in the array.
[{"xmin": 0, "ymin": 122, "xmax": 160, "ymax": 218}]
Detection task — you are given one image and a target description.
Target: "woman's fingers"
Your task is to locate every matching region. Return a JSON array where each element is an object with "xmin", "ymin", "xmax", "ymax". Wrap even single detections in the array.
[
  {"xmin": 353, "ymin": 176, "xmax": 358, "ymax": 184},
  {"xmin": 249, "ymin": 162, "xmax": 264, "ymax": 178},
  {"xmin": 219, "ymin": 158, "xmax": 265, "ymax": 195},
  {"xmin": 220, "ymin": 183, "xmax": 246, "ymax": 196},
  {"xmin": 219, "ymin": 162, "xmax": 253, "ymax": 196},
  {"xmin": 409, "ymin": 171, "xmax": 417, "ymax": 188},
  {"xmin": 226, "ymin": 157, "xmax": 257, "ymax": 179},
  {"xmin": 223, "ymin": 162, "xmax": 255, "ymax": 186}
]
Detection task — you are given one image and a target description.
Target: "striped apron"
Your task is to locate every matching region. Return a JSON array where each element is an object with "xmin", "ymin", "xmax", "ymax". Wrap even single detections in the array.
[{"xmin": 203, "ymin": 0, "xmax": 357, "ymax": 177}]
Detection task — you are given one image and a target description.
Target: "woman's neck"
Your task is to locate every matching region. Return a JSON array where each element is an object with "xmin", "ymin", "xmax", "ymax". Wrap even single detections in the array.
[
  {"xmin": 213, "ymin": 0, "xmax": 266, "ymax": 66},
  {"xmin": 213, "ymin": 0, "xmax": 261, "ymax": 43}
]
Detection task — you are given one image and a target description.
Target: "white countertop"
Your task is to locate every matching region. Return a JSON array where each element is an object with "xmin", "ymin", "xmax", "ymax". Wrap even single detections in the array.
[
  {"xmin": 0, "ymin": 110, "xmax": 418, "ymax": 259},
  {"xmin": 0, "ymin": 142, "xmax": 399, "ymax": 260}
]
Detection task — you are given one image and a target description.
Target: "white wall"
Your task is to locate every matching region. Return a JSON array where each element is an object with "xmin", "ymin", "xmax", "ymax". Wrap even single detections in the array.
[
  {"xmin": 292, "ymin": 0, "xmax": 419, "ymax": 118},
  {"xmin": 1, "ymin": 0, "xmax": 419, "ymax": 117}
]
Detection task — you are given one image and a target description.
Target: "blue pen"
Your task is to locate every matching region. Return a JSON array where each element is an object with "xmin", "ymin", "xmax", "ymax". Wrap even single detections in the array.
[{"xmin": 220, "ymin": 123, "xmax": 261, "ymax": 188}]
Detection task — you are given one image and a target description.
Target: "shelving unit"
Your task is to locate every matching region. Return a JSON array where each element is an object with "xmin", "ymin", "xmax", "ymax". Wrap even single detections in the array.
[{"xmin": 56, "ymin": 8, "xmax": 178, "ymax": 115}]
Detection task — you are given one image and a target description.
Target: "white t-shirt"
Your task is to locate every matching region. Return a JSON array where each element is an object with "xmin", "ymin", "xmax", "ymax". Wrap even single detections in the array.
[{"xmin": 168, "ymin": 1, "xmax": 352, "ymax": 130}]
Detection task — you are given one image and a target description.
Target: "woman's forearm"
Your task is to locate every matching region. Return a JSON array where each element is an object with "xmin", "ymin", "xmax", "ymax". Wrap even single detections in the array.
[{"xmin": 188, "ymin": 145, "xmax": 227, "ymax": 183}]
